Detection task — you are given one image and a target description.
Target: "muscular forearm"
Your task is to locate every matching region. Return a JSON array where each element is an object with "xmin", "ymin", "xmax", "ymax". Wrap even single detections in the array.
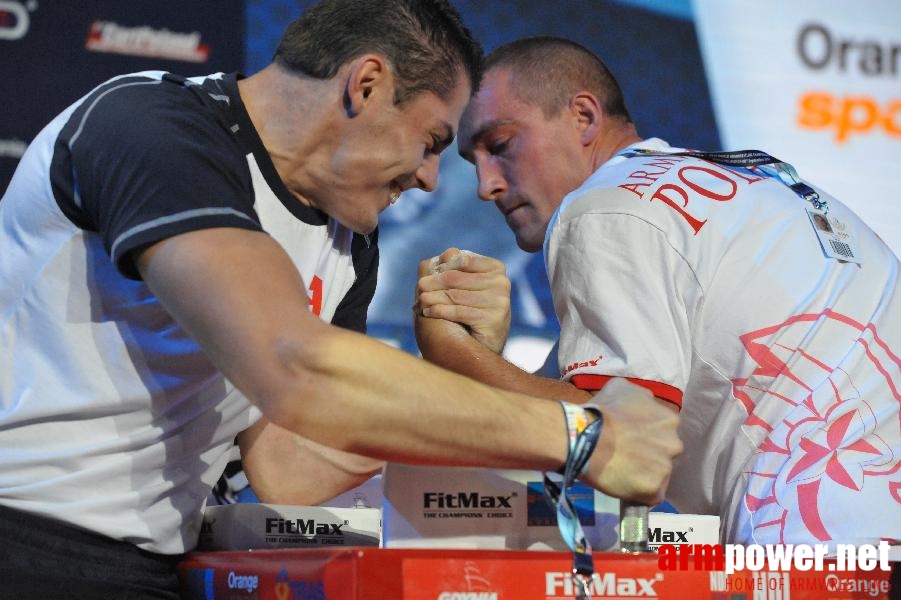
[
  {"xmin": 416, "ymin": 314, "xmax": 591, "ymax": 404},
  {"xmin": 264, "ymin": 324, "xmax": 677, "ymax": 506},
  {"xmin": 267, "ymin": 321, "xmax": 571, "ymax": 471}
]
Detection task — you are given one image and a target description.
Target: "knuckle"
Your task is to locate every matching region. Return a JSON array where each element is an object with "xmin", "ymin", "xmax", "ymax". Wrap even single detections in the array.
[
  {"xmin": 417, "ymin": 275, "xmax": 437, "ymax": 292},
  {"xmin": 442, "ymin": 270, "xmax": 463, "ymax": 287}
]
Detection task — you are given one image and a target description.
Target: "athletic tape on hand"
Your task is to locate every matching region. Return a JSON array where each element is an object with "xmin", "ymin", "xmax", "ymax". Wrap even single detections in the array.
[{"xmin": 428, "ymin": 249, "xmax": 476, "ymax": 274}]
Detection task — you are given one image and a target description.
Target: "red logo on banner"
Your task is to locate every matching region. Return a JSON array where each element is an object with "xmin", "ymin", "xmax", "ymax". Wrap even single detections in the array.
[{"xmin": 85, "ymin": 20, "xmax": 210, "ymax": 63}]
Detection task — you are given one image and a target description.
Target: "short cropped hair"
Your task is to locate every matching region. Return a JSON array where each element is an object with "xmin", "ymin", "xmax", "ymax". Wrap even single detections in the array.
[
  {"xmin": 485, "ymin": 36, "xmax": 632, "ymax": 123},
  {"xmin": 274, "ymin": 0, "xmax": 483, "ymax": 105}
]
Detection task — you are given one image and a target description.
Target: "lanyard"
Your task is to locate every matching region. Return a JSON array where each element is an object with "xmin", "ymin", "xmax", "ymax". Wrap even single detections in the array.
[
  {"xmin": 623, "ymin": 147, "xmax": 830, "ymax": 214},
  {"xmin": 543, "ymin": 403, "xmax": 604, "ymax": 599}
]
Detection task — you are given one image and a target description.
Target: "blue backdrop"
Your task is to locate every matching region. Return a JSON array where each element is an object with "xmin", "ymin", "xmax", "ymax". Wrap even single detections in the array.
[{"xmin": 245, "ymin": 0, "xmax": 720, "ymax": 361}]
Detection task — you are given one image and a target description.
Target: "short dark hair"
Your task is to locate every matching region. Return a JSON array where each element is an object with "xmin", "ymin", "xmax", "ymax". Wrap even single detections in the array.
[
  {"xmin": 485, "ymin": 36, "xmax": 632, "ymax": 123},
  {"xmin": 274, "ymin": 0, "xmax": 483, "ymax": 105}
]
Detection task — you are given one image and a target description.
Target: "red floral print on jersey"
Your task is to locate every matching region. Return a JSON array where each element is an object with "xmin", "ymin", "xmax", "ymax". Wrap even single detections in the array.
[{"xmin": 731, "ymin": 310, "xmax": 901, "ymax": 543}]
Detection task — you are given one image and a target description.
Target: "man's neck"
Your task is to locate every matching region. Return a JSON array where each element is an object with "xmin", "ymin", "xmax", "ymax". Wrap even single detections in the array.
[
  {"xmin": 590, "ymin": 123, "xmax": 642, "ymax": 172},
  {"xmin": 237, "ymin": 63, "xmax": 343, "ymax": 206}
]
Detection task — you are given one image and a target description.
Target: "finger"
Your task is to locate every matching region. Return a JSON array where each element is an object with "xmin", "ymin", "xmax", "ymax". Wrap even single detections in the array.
[
  {"xmin": 456, "ymin": 253, "xmax": 505, "ymax": 275},
  {"xmin": 433, "ymin": 248, "xmax": 506, "ymax": 276},
  {"xmin": 418, "ymin": 269, "xmax": 510, "ymax": 294},
  {"xmin": 637, "ymin": 488, "xmax": 666, "ymax": 507},
  {"xmin": 417, "ymin": 288, "xmax": 453, "ymax": 310},
  {"xmin": 433, "ymin": 247, "xmax": 468, "ymax": 273},
  {"xmin": 418, "ymin": 288, "xmax": 507, "ymax": 312},
  {"xmin": 418, "ymin": 255, "xmax": 440, "ymax": 278},
  {"xmin": 643, "ymin": 470, "xmax": 671, "ymax": 506},
  {"xmin": 416, "ymin": 272, "xmax": 446, "ymax": 294},
  {"xmin": 445, "ymin": 253, "xmax": 507, "ymax": 276},
  {"xmin": 419, "ymin": 302, "xmax": 489, "ymax": 324}
]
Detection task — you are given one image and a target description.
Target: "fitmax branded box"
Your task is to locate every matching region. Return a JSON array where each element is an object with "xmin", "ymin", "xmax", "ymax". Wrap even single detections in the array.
[
  {"xmin": 380, "ymin": 464, "xmax": 720, "ymax": 551},
  {"xmin": 645, "ymin": 512, "xmax": 721, "ymax": 551},
  {"xmin": 381, "ymin": 464, "xmax": 621, "ymax": 550},
  {"xmin": 199, "ymin": 503, "xmax": 381, "ymax": 551}
]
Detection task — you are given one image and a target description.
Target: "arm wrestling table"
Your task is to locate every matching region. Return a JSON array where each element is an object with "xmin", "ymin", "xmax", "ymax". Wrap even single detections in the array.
[{"xmin": 177, "ymin": 547, "xmax": 897, "ymax": 599}]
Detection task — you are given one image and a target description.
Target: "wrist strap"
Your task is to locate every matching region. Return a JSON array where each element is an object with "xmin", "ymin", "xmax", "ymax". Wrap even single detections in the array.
[
  {"xmin": 543, "ymin": 402, "xmax": 603, "ymax": 599},
  {"xmin": 556, "ymin": 402, "xmax": 594, "ymax": 474}
]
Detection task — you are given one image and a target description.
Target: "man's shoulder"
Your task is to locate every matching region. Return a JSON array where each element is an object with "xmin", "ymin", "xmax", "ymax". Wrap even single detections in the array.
[
  {"xmin": 556, "ymin": 182, "xmax": 639, "ymax": 224},
  {"xmin": 65, "ymin": 71, "xmax": 239, "ymax": 157},
  {"xmin": 76, "ymin": 71, "xmax": 230, "ymax": 123}
]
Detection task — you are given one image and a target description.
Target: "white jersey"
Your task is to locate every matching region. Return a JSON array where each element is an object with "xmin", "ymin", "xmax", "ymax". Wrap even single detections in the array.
[
  {"xmin": 545, "ymin": 138, "xmax": 901, "ymax": 546},
  {"xmin": 0, "ymin": 72, "xmax": 378, "ymax": 554}
]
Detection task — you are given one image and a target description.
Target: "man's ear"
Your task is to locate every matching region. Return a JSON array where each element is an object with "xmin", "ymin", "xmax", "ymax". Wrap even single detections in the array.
[
  {"xmin": 343, "ymin": 54, "xmax": 390, "ymax": 117},
  {"xmin": 570, "ymin": 92, "xmax": 603, "ymax": 145}
]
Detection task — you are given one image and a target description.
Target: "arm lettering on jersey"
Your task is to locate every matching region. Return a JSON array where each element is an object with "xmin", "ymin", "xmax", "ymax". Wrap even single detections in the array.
[{"xmin": 619, "ymin": 157, "xmax": 766, "ymax": 235}]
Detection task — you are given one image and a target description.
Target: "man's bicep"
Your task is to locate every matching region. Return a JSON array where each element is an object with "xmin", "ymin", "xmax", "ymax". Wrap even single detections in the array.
[{"xmin": 549, "ymin": 212, "xmax": 699, "ymax": 408}]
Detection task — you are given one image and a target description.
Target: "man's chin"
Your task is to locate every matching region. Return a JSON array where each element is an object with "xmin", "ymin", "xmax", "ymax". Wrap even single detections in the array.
[
  {"xmin": 511, "ymin": 225, "xmax": 546, "ymax": 253},
  {"xmin": 515, "ymin": 235, "xmax": 543, "ymax": 253},
  {"xmin": 338, "ymin": 213, "xmax": 379, "ymax": 235},
  {"xmin": 350, "ymin": 223, "xmax": 378, "ymax": 235}
]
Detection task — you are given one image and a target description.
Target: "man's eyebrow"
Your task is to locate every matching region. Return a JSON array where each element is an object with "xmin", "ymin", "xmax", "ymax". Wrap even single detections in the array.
[{"xmin": 458, "ymin": 118, "xmax": 515, "ymax": 159}]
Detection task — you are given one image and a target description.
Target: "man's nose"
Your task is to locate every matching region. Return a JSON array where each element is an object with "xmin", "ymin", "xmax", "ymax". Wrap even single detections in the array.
[
  {"xmin": 475, "ymin": 158, "xmax": 507, "ymax": 201},
  {"xmin": 415, "ymin": 153, "xmax": 440, "ymax": 192}
]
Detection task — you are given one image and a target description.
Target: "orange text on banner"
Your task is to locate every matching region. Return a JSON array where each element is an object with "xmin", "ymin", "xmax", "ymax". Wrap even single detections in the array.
[{"xmin": 798, "ymin": 91, "xmax": 901, "ymax": 142}]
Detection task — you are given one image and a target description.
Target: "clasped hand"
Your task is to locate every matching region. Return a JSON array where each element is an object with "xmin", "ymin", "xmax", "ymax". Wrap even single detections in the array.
[{"xmin": 414, "ymin": 247, "xmax": 511, "ymax": 354}]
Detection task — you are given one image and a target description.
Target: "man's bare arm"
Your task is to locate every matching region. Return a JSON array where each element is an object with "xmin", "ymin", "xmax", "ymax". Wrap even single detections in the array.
[
  {"xmin": 416, "ymin": 312, "xmax": 592, "ymax": 404},
  {"xmin": 137, "ymin": 228, "xmax": 565, "ymax": 467},
  {"xmin": 137, "ymin": 228, "xmax": 679, "ymax": 504},
  {"xmin": 238, "ymin": 418, "xmax": 384, "ymax": 506}
]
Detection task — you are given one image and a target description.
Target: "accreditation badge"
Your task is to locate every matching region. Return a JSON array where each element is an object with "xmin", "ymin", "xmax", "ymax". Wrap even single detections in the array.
[{"xmin": 806, "ymin": 208, "xmax": 862, "ymax": 265}]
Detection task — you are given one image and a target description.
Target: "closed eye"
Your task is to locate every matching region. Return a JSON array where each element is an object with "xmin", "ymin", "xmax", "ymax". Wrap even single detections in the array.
[
  {"xmin": 487, "ymin": 139, "xmax": 509, "ymax": 156},
  {"xmin": 428, "ymin": 125, "xmax": 455, "ymax": 156},
  {"xmin": 428, "ymin": 134, "xmax": 444, "ymax": 155}
]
